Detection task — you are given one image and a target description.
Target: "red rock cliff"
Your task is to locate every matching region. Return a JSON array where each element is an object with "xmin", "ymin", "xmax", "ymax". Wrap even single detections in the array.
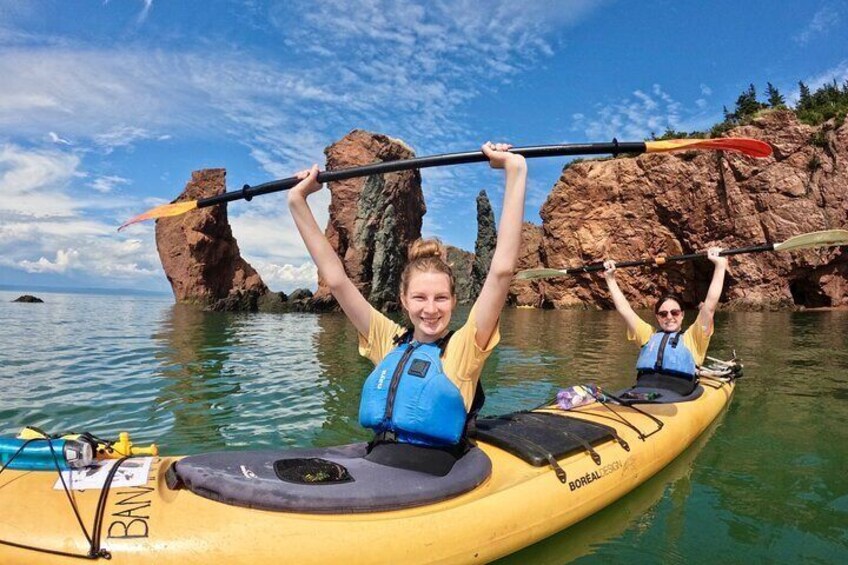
[
  {"xmin": 312, "ymin": 130, "xmax": 425, "ymax": 311},
  {"xmin": 155, "ymin": 169, "xmax": 268, "ymax": 305},
  {"xmin": 524, "ymin": 110, "xmax": 847, "ymax": 310}
]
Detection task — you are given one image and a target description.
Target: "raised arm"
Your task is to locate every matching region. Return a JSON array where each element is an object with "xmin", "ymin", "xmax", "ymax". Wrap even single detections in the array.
[
  {"xmin": 473, "ymin": 142, "xmax": 528, "ymax": 349},
  {"xmin": 695, "ymin": 247, "xmax": 728, "ymax": 331},
  {"xmin": 287, "ymin": 165, "xmax": 371, "ymax": 335},
  {"xmin": 602, "ymin": 260, "xmax": 643, "ymax": 337}
]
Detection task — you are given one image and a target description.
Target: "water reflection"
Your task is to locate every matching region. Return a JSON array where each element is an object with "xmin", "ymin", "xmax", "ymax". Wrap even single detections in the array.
[
  {"xmin": 153, "ymin": 305, "xmax": 240, "ymax": 451},
  {"xmin": 495, "ymin": 412, "xmax": 724, "ymax": 564},
  {"xmin": 664, "ymin": 310, "xmax": 848, "ymax": 562},
  {"xmin": 152, "ymin": 306, "xmax": 330, "ymax": 453},
  {"xmin": 312, "ymin": 312, "xmax": 374, "ymax": 447}
]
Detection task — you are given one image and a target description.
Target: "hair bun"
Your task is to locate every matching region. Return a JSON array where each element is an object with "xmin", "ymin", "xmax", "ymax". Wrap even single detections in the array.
[{"xmin": 407, "ymin": 238, "xmax": 446, "ymax": 262}]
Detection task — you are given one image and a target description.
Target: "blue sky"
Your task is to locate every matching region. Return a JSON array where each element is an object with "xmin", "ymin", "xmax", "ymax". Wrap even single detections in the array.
[{"xmin": 1, "ymin": 0, "xmax": 847, "ymax": 293}]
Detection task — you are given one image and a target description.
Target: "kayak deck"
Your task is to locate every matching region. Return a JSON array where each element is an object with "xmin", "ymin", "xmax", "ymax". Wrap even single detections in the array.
[{"xmin": 0, "ymin": 377, "xmax": 735, "ymax": 564}]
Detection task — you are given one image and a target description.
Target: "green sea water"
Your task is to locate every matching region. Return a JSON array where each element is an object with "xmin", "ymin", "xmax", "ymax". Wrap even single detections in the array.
[{"xmin": 2, "ymin": 290, "xmax": 847, "ymax": 563}]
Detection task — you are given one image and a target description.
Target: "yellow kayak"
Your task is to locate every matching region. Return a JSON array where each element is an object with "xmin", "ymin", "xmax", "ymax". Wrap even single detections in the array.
[{"xmin": 0, "ymin": 374, "xmax": 735, "ymax": 564}]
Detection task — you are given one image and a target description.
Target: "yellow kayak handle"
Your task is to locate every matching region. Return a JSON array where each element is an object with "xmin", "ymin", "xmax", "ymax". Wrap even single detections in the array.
[
  {"xmin": 16, "ymin": 427, "xmax": 158, "ymax": 458},
  {"xmin": 101, "ymin": 432, "xmax": 159, "ymax": 458}
]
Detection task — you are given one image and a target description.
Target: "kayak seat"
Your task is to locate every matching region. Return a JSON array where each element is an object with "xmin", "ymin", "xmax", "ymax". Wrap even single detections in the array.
[
  {"xmin": 612, "ymin": 384, "xmax": 704, "ymax": 405},
  {"xmin": 166, "ymin": 442, "xmax": 491, "ymax": 514},
  {"xmin": 473, "ymin": 412, "xmax": 618, "ymax": 467}
]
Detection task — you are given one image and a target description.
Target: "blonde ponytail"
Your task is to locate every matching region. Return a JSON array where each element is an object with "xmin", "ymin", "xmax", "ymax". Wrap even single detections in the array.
[{"xmin": 400, "ymin": 238, "xmax": 455, "ymax": 296}]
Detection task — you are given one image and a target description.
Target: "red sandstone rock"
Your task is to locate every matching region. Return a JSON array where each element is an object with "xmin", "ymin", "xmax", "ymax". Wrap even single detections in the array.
[
  {"xmin": 446, "ymin": 245, "xmax": 474, "ymax": 304},
  {"xmin": 154, "ymin": 113, "xmax": 845, "ymax": 313},
  {"xmin": 530, "ymin": 110, "xmax": 848, "ymax": 310},
  {"xmin": 312, "ymin": 130, "xmax": 425, "ymax": 311},
  {"xmin": 155, "ymin": 169, "xmax": 268, "ymax": 305},
  {"xmin": 508, "ymin": 223, "xmax": 547, "ymax": 307}
]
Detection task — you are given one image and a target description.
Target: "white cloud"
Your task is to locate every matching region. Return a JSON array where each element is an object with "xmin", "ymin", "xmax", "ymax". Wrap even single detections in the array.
[
  {"xmin": 805, "ymin": 60, "xmax": 848, "ymax": 90},
  {"xmin": 48, "ymin": 131, "xmax": 71, "ymax": 145},
  {"xmin": 793, "ymin": 3, "xmax": 841, "ymax": 44},
  {"xmin": 229, "ymin": 189, "xmax": 331, "ymax": 265},
  {"xmin": 571, "ymin": 84, "xmax": 687, "ymax": 140},
  {"xmin": 0, "ymin": 143, "xmax": 165, "ymax": 286},
  {"xmin": 89, "ymin": 175, "xmax": 130, "ymax": 194},
  {"xmin": 0, "ymin": 1, "xmax": 606, "ymax": 290},
  {"xmin": 1, "ymin": 218, "xmax": 164, "ymax": 282},
  {"xmin": 0, "ymin": 2, "xmax": 596, "ymax": 185},
  {"xmin": 789, "ymin": 60, "xmax": 848, "ymax": 104},
  {"xmin": 18, "ymin": 248, "xmax": 79, "ymax": 273},
  {"xmin": 252, "ymin": 261, "xmax": 318, "ymax": 292},
  {"xmin": 0, "ymin": 144, "xmax": 81, "ymax": 217},
  {"xmin": 633, "ymin": 90, "xmax": 658, "ymax": 110},
  {"xmin": 93, "ymin": 126, "xmax": 160, "ymax": 153},
  {"xmin": 137, "ymin": 0, "xmax": 154, "ymax": 24}
]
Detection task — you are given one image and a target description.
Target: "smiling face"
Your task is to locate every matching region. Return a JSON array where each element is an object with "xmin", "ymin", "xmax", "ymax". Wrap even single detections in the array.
[
  {"xmin": 400, "ymin": 270, "xmax": 457, "ymax": 342},
  {"xmin": 655, "ymin": 298, "xmax": 684, "ymax": 332}
]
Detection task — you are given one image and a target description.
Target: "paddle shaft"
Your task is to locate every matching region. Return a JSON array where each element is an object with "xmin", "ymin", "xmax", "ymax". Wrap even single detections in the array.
[
  {"xmin": 196, "ymin": 141, "xmax": 646, "ymax": 209},
  {"xmin": 568, "ymin": 243, "xmax": 776, "ymax": 274}
]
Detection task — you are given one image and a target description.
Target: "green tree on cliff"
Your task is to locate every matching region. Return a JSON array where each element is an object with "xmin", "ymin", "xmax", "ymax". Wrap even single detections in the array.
[
  {"xmin": 656, "ymin": 78, "xmax": 848, "ymax": 142},
  {"xmin": 766, "ymin": 82, "xmax": 786, "ymax": 108},
  {"xmin": 733, "ymin": 83, "xmax": 767, "ymax": 120},
  {"xmin": 796, "ymin": 79, "xmax": 848, "ymax": 125},
  {"xmin": 797, "ymin": 81, "xmax": 812, "ymax": 110}
]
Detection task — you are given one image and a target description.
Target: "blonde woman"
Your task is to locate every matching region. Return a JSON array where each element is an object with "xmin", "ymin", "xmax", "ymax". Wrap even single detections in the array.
[{"xmin": 288, "ymin": 142, "xmax": 526, "ymax": 474}]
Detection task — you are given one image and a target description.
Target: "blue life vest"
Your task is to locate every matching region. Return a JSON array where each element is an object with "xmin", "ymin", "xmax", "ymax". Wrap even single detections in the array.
[
  {"xmin": 635, "ymin": 331, "xmax": 697, "ymax": 381},
  {"xmin": 359, "ymin": 335, "xmax": 468, "ymax": 447}
]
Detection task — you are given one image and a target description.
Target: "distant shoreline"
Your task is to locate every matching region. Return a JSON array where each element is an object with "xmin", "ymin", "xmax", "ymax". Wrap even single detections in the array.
[{"xmin": 0, "ymin": 284, "xmax": 170, "ymax": 298}]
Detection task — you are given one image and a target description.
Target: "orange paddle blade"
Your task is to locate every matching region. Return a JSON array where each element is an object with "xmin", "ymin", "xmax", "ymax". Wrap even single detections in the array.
[
  {"xmin": 646, "ymin": 138, "xmax": 772, "ymax": 158},
  {"xmin": 118, "ymin": 200, "xmax": 198, "ymax": 231}
]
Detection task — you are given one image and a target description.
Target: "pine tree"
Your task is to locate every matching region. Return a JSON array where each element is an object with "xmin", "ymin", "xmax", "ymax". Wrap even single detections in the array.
[
  {"xmin": 798, "ymin": 81, "xmax": 812, "ymax": 110},
  {"xmin": 734, "ymin": 83, "xmax": 764, "ymax": 120},
  {"xmin": 766, "ymin": 82, "xmax": 785, "ymax": 107}
]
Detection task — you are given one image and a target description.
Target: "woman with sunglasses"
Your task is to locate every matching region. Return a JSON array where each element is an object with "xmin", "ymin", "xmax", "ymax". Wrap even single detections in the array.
[{"xmin": 602, "ymin": 248, "xmax": 728, "ymax": 395}]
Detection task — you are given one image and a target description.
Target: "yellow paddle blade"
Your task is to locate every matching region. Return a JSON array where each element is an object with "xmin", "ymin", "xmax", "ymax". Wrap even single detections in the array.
[
  {"xmin": 646, "ymin": 138, "xmax": 773, "ymax": 158},
  {"xmin": 514, "ymin": 268, "xmax": 569, "ymax": 281},
  {"xmin": 774, "ymin": 229, "xmax": 848, "ymax": 252},
  {"xmin": 118, "ymin": 200, "xmax": 198, "ymax": 231}
]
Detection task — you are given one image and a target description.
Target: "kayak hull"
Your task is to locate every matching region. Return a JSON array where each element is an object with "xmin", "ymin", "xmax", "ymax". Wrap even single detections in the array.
[{"xmin": 0, "ymin": 379, "xmax": 734, "ymax": 564}]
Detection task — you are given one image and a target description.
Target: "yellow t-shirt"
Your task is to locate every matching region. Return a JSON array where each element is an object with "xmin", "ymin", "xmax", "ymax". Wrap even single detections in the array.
[
  {"xmin": 358, "ymin": 306, "xmax": 500, "ymax": 411},
  {"xmin": 626, "ymin": 313, "xmax": 713, "ymax": 365}
]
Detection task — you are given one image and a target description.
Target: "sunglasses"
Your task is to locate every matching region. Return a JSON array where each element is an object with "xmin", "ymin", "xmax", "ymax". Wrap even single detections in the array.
[{"xmin": 657, "ymin": 309, "xmax": 682, "ymax": 318}]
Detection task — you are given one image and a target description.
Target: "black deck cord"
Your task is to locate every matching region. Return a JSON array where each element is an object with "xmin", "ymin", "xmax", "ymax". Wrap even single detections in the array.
[
  {"xmin": 524, "ymin": 402, "xmax": 633, "ymax": 453},
  {"xmin": 47, "ymin": 439, "xmax": 103, "ymax": 554},
  {"xmin": 604, "ymin": 427, "xmax": 631, "ymax": 452},
  {"xmin": 88, "ymin": 456, "xmax": 131, "ymax": 560},
  {"xmin": 0, "ymin": 437, "xmax": 36, "ymax": 474},
  {"xmin": 0, "ymin": 437, "xmax": 104, "ymax": 560},
  {"xmin": 480, "ymin": 422, "xmax": 568, "ymax": 484},
  {"xmin": 589, "ymin": 392, "xmax": 664, "ymax": 440},
  {"xmin": 527, "ymin": 391, "xmax": 659, "ymax": 442},
  {"xmin": 530, "ymin": 393, "xmax": 560, "ymax": 411},
  {"xmin": 521, "ymin": 413, "xmax": 603, "ymax": 466},
  {"xmin": 1, "ymin": 437, "xmax": 94, "ymax": 546},
  {"xmin": 537, "ymin": 391, "xmax": 654, "ymax": 441},
  {"xmin": 0, "ymin": 539, "xmax": 105, "ymax": 561}
]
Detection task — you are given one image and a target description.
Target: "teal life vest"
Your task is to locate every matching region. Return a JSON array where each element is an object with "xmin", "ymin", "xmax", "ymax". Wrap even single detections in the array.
[
  {"xmin": 635, "ymin": 331, "xmax": 698, "ymax": 394},
  {"xmin": 358, "ymin": 332, "xmax": 468, "ymax": 447}
]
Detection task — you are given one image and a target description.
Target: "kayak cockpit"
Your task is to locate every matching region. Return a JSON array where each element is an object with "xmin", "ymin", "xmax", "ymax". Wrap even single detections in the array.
[{"xmin": 165, "ymin": 442, "xmax": 492, "ymax": 514}]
